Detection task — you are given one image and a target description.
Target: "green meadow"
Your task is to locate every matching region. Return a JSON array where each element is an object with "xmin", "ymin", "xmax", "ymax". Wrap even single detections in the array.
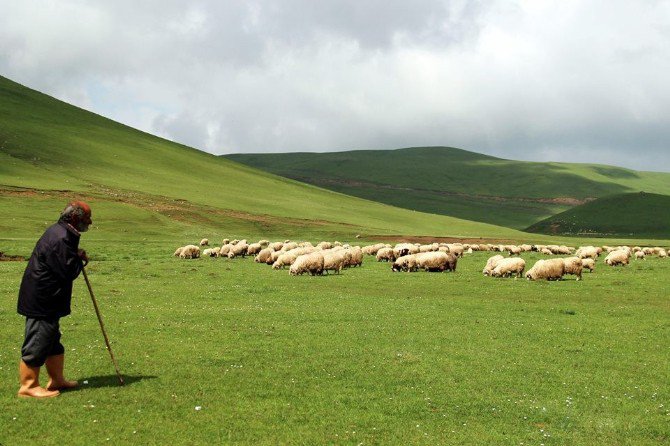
[
  {"xmin": 1, "ymin": 75, "xmax": 669, "ymax": 444},
  {"xmin": 1, "ymin": 240, "xmax": 669, "ymax": 445}
]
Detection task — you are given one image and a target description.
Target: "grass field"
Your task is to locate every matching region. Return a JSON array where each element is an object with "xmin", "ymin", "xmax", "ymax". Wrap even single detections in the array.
[
  {"xmin": 1, "ymin": 239, "xmax": 669, "ymax": 445},
  {"xmin": 225, "ymin": 147, "xmax": 670, "ymax": 230}
]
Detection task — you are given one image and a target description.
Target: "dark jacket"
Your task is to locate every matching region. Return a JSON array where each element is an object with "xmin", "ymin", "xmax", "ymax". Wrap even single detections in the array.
[{"xmin": 18, "ymin": 222, "xmax": 83, "ymax": 319}]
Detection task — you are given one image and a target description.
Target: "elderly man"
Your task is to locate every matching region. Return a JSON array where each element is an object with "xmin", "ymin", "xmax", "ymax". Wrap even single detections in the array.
[{"xmin": 17, "ymin": 201, "xmax": 92, "ymax": 398}]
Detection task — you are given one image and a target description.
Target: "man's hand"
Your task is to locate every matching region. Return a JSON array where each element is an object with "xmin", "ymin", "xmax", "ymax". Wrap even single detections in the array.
[{"xmin": 78, "ymin": 249, "xmax": 89, "ymax": 265}]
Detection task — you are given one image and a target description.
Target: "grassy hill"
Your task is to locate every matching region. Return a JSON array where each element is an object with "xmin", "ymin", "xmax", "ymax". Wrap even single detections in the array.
[
  {"xmin": 0, "ymin": 75, "xmax": 531, "ymax": 248},
  {"xmin": 225, "ymin": 148, "xmax": 670, "ymax": 229},
  {"xmin": 525, "ymin": 192, "xmax": 670, "ymax": 238}
]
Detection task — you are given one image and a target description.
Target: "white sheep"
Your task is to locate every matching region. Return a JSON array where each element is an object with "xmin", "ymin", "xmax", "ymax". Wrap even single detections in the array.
[
  {"xmin": 316, "ymin": 241, "xmax": 333, "ymax": 250},
  {"xmin": 576, "ymin": 246, "xmax": 599, "ymax": 260},
  {"xmin": 581, "ymin": 258, "xmax": 595, "ymax": 272},
  {"xmin": 219, "ymin": 243, "xmax": 234, "ymax": 257},
  {"xmin": 482, "ymin": 255, "xmax": 505, "ymax": 276},
  {"xmin": 344, "ymin": 246, "xmax": 363, "ymax": 268},
  {"xmin": 362, "ymin": 243, "xmax": 386, "ymax": 255},
  {"xmin": 491, "ymin": 257, "xmax": 526, "ymax": 278},
  {"xmin": 634, "ymin": 251, "xmax": 646, "ymax": 260},
  {"xmin": 562, "ymin": 256, "xmax": 583, "ymax": 280},
  {"xmin": 246, "ymin": 243, "xmax": 262, "ymax": 256},
  {"xmin": 659, "ymin": 249, "xmax": 667, "ymax": 258},
  {"xmin": 525, "ymin": 258, "xmax": 565, "ymax": 281},
  {"xmin": 173, "ymin": 247, "xmax": 184, "ymax": 257},
  {"xmin": 227, "ymin": 242, "xmax": 249, "ymax": 259},
  {"xmin": 391, "ymin": 254, "xmax": 419, "ymax": 272},
  {"xmin": 289, "ymin": 252, "xmax": 325, "ymax": 276},
  {"xmin": 179, "ymin": 245, "xmax": 201, "ymax": 259},
  {"xmin": 322, "ymin": 250, "xmax": 350, "ymax": 274},
  {"xmin": 200, "ymin": 238, "xmax": 209, "ymax": 246},
  {"xmin": 415, "ymin": 252, "xmax": 458, "ymax": 272},
  {"xmin": 376, "ymin": 247, "xmax": 395, "ymax": 262},
  {"xmin": 254, "ymin": 248, "xmax": 274, "ymax": 264},
  {"xmin": 393, "ymin": 243, "xmax": 419, "ymax": 258},
  {"xmin": 604, "ymin": 249, "xmax": 630, "ymax": 266}
]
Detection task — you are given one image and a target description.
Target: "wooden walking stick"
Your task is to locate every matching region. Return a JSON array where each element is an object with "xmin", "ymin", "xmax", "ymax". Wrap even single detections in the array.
[{"xmin": 82, "ymin": 267, "xmax": 125, "ymax": 385}]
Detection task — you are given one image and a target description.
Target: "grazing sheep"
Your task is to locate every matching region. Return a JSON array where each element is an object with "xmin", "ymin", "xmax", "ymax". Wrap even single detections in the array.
[
  {"xmin": 581, "ymin": 258, "xmax": 595, "ymax": 272},
  {"xmin": 316, "ymin": 241, "xmax": 333, "ymax": 250},
  {"xmin": 221, "ymin": 238, "xmax": 230, "ymax": 245},
  {"xmin": 200, "ymin": 238, "xmax": 209, "ymax": 246},
  {"xmin": 202, "ymin": 248, "xmax": 214, "ymax": 257},
  {"xmin": 269, "ymin": 241, "xmax": 284, "ymax": 251},
  {"xmin": 246, "ymin": 243, "xmax": 262, "ymax": 256},
  {"xmin": 257, "ymin": 240, "xmax": 270, "ymax": 248},
  {"xmin": 179, "ymin": 245, "xmax": 201, "ymax": 259},
  {"xmin": 415, "ymin": 252, "xmax": 458, "ymax": 272},
  {"xmin": 525, "ymin": 258, "xmax": 565, "ymax": 281},
  {"xmin": 605, "ymin": 249, "xmax": 630, "ymax": 266},
  {"xmin": 273, "ymin": 252, "xmax": 299, "ymax": 269},
  {"xmin": 391, "ymin": 255, "xmax": 419, "ymax": 272},
  {"xmin": 344, "ymin": 246, "xmax": 363, "ymax": 268},
  {"xmin": 227, "ymin": 242, "xmax": 249, "ymax": 259},
  {"xmin": 362, "ymin": 243, "xmax": 386, "ymax": 255},
  {"xmin": 507, "ymin": 245, "xmax": 522, "ymax": 256},
  {"xmin": 219, "ymin": 243, "xmax": 234, "ymax": 257},
  {"xmin": 540, "ymin": 248, "xmax": 553, "ymax": 256},
  {"xmin": 634, "ymin": 251, "xmax": 646, "ymax": 260},
  {"xmin": 576, "ymin": 246, "xmax": 599, "ymax": 260},
  {"xmin": 254, "ymin": 248, "xmax": 274, "ymax": 264},
  {"xmin": 376, "ymin": 247, "xmax": 395, "ymax": 262},
  {"xmin": 446, "ymin": 244, "xmax": 465, "ymax": 257},
  {"xmin": 393, "ymin": 243, "xmax": 419, "ymax": 258},
  {"xmin": 173, "ymin": 247, "xmax": 184, "ymax": 257},
  {"xmin": 482, "ymin": 255, "xmax": 505, "ymax": 276},
  {"xmin": 659, "ymin": 249, "xmax": 667, "ymax": 258},
  {"xmin": 272, "ymin": 247, "xmax": 316, "ymax": 269},
  {"xmin": 281, "ymin": 242, "xmax": 299, "ymax": 252},
  {"xmin": 322, "ymin": 250, "xmax": 350, "ymax": 274},
  {"xmin": 491, "ymin": 257, "xmax": 526, "ymax": 278},
  {"xmin": 289, "ymin": 252, "xmax": 325, "ymax": 276},
  {"xmin": 562, "ymin": 256, "xmax": 583, "ymax": 280}
]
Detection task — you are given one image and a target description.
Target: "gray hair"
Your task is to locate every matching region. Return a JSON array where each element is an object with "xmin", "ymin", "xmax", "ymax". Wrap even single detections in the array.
[{"xmin": 59, "ymin": 203, "xmax": 87, "ymax": 223}]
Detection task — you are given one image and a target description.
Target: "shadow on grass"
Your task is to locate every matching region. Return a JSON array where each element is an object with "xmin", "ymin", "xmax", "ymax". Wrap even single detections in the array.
[{"xmin": 73, "ymin": 374, "xmax": 157, "ymax": 391}]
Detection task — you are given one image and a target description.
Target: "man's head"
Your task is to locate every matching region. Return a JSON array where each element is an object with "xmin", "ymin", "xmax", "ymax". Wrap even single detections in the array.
[{"xmin": 59, "ymin": 201, "xmax": 93, "ymax": 232}]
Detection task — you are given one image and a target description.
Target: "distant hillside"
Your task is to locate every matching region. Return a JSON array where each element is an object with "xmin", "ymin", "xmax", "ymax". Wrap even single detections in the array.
[
  {"xmin": 225, "ymin": 148, "xmax": 670, "ymax": 229},
  {"xmin": 0, "ymin": 75, "xmax": 527, "ymax": 243},
  {"xmin": 525, "ymin": 192, "xmax": 670, "ymax": 238}
]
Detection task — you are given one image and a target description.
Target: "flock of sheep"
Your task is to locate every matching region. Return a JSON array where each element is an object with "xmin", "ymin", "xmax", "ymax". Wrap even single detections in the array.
[{"xmin": 173, "ymin": 239, "xmax": 668, "ymax": 280}]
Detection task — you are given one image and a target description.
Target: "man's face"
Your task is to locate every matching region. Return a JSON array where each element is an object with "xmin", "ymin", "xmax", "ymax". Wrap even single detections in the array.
[{"xmin": 75, "ymin": 210, "xmax": 92, "ymax": 232}]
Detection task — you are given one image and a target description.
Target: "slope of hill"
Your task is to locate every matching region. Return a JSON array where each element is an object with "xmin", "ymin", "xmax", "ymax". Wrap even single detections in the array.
[
  {"xmin": 524, "ymin": 192, "xmax": 670, "ymax": 238},
  {"xmin": 0, "ymin": 75, "xmax": 527, "ymax": 244},
  {"xmin": 225, "ymin": 148, "xmax": 670, "ymax": 229}
]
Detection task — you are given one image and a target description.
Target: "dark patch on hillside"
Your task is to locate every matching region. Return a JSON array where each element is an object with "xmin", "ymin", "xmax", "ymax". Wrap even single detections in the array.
[
  {"xmin": 525, "ymin": 192, "xmax": 670, "ymax": 238},
  {"xmin": 592, "ymin": 166, "xmax": 640, "ymax": 179}
]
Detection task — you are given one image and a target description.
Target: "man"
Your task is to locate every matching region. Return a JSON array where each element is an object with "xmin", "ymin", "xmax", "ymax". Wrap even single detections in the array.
[{"xmin": 17, "ymin": 201, "xmax": 92, "ymax": 398}]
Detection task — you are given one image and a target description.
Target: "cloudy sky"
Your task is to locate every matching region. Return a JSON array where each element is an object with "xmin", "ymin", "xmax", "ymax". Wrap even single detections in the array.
[{"xmin": 1, "ymin": 0, "xmax": 669, "ymax": 171}]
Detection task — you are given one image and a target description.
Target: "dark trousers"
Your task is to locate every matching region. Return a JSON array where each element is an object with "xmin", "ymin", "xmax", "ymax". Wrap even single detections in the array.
[{"xmin": 21, "ymin": 317, "xmax": 65, "ymax": 367}]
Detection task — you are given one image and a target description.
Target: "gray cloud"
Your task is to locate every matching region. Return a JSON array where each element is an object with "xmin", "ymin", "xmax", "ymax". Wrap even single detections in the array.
[{"xmin": 1, "ymin": 0, "xmax": 669, "ymax": 172}]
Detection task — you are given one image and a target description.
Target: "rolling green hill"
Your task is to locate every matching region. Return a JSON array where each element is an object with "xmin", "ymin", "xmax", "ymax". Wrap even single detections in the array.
[
  {"xmin": 525, "ymin": 192, "xmax": 670, "ymax": 238},
  {"xmin": 225, "ymin": 148, "xmax": 670, "ymax": 229},
  {"xmin": 0, "ymin": 75, "xmax": 529, "ymax": 246}
]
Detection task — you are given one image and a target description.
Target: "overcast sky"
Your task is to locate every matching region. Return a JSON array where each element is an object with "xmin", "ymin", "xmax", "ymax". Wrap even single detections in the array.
[{"xmin": 1, "ymin": 0, "xmax": 669, "ymax": 171}]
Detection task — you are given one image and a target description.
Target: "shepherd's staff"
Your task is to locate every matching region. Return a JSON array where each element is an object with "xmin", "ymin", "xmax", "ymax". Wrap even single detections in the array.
[{"xmin": 82, "ymin": 266, "xmax": 124, "ymax": 385}]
